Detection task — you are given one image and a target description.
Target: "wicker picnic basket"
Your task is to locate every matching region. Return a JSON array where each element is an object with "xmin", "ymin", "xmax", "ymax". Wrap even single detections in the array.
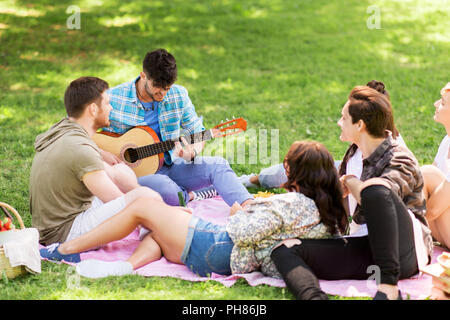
[{"xmin": 0, "ymin": 201, "xmax": 27, "ymax": 279}]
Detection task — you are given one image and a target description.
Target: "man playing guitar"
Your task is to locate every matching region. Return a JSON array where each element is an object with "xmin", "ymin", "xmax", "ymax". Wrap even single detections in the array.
[{"xmin": 100, "ymin": 49, "xmax": 254, "ymax": 208}]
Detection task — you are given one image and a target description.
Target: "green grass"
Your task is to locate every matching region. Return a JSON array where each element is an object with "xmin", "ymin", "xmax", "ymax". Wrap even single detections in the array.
[
  {"xmin": 1, "ymin": 0, "xmax": 449, "ymax": 300},
  {"xmin": 1, "ymin": 262, "xmax": 295, "ymax": 300}
]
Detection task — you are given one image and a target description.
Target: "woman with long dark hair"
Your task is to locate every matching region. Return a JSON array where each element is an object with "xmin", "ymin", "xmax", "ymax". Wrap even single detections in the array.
[
  {"xmin": 41, "ymin": 141, "xmax": 349, "ymax": 279},
  {"xmin": 271, "ymin": 85, "xmax": 433, "ymax": 300},
  {"xmin": 282, "ymin": 141, "xmax": 348, "ymax": 237},
  {"xmin": 238, "ymin": 80, "xmax": 405, "ymax": 189}
]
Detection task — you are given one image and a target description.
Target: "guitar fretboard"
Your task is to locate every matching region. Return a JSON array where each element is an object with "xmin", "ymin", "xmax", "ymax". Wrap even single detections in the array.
[{"xmin": 127, "ymin": 129, "xmax": 213, "ymax": 162}]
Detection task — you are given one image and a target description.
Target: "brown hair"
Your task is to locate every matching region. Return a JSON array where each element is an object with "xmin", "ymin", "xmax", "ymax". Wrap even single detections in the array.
[
  {"xmin": 366, "ymin": 80, "xmax": 390, "ymax": 99},
  {"xmin": 282, "ymin": 141, "xmax": 348, "ymax": 235},
  {"xmin": 339, "ymin": 80, "xmax": 399, "ymax": 176},
  {"xmin": 64, "ymin": 76, "xmax": 109, "ymax": 118},
  {"xmin": 347, "ymin": 85, "xmax": 395, "ymax": 138},
  {"xmin": 365, "ymin": 80, "xmax": 398, "ymax": 138},
  {"xmin": 143, "ymin": 48, "xmax": 177, "ymax": 88}
]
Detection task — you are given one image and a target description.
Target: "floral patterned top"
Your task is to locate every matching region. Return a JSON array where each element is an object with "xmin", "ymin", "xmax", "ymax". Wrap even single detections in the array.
[{"xmin": 226, "ymin": 192, "xmax": 333, "ymax": 278}]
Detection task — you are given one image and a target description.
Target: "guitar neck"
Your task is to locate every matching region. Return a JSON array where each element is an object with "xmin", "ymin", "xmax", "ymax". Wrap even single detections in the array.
[{"xmin": 133, "ymin": 129, "xmax": 214, "ymax": 160}]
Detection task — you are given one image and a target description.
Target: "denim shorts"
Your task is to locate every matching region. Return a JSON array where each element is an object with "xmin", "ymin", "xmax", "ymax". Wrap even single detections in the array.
[{"xmin": 180, "ymin": 216, "xmax": 233, "ymax": 277}]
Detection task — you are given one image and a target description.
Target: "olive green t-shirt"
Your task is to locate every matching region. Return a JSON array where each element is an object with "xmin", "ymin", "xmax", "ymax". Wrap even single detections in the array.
[{"xmin": 30, "ymin": 118, "xmax": 104, "ymax": 245}]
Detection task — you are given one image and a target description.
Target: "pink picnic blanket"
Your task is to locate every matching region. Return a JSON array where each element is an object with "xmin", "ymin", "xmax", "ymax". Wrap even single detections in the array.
[{"xmin": 59, "ymin": 197, "xmax": 444, "ymax": 299}]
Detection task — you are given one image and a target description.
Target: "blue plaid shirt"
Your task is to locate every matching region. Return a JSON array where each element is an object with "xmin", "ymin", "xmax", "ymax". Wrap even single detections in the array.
[{"xmin": 103, "ymin": 76, "xmax": 205, "ymax": 165}]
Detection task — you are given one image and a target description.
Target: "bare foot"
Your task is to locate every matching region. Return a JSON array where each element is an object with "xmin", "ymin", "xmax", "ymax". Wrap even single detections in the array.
[{"xmin": 249, "ymin": 175, "xmax": 260, "ymax": 186}]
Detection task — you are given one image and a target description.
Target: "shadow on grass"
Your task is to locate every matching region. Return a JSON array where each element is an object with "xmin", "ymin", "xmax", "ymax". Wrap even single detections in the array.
[
  {"xmin": 0, "ymin": 261, "xmax": 294, "ymax": 300},
  {"xmin": 0, "ymin": 0, "xmax": 447, "ymax": 300},
  {"xmin": 0, "ymin": 0, "xmax": 449, "ymax": 213}
]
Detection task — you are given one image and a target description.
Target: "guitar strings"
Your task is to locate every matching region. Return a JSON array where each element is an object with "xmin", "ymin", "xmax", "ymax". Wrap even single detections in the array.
[{"xmin": 133, "ymin": 130, "xmax": 213, "ymax": 159}]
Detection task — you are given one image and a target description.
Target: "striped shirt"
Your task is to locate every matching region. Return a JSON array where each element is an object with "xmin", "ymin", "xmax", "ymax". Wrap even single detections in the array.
[{"xmin": 103, "ymin": 76, "xmax": 205, "ymax": 164}]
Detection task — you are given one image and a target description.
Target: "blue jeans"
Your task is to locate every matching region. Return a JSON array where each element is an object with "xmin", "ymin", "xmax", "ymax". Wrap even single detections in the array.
[
  {"xmin": 138, "ymin": 156, "xmax": 253, "ymax": 206},
  {"xmin": 258, "ymin": 161, "xmax": 343, "ymax": 188},
  {"xmin": 181, "ymin": 216, "xmax": 233, "ymax": 277}
]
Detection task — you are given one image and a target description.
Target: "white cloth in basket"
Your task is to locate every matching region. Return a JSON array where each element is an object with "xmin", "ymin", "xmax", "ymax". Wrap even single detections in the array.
[{"xmin": 3, "ymin": 228, "xmax": 41, "ymax": 274}]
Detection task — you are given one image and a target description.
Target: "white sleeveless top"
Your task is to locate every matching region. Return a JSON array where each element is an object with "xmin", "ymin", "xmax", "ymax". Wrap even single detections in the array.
[{"xmin": 434, "ymin": 135, "xmax": 450, "ymax": 182}]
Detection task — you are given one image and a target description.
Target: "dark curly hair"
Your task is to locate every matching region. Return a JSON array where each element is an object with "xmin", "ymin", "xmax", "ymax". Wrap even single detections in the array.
[
  {"xmin": 143, "ymin": 49, "xmax": 177, "ymax": 88},
  {"xmin": 282, "ymin": 141, "xmax": 348, "ymax": 235},
  {"xmin": 366, "ymin": 80, "xmax": 390, "ymax": 99}
]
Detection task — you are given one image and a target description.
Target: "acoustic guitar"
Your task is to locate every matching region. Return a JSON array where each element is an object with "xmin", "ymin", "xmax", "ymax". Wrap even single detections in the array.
[{"xmin": 93, "ymin": 118, "xmax": 247, "ymax": 177}]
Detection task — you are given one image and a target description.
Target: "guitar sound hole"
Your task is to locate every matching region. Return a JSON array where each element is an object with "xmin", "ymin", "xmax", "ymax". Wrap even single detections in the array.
[{"xmin": 124, "ymin": 148, "xmax": 138, "ymax": 163}]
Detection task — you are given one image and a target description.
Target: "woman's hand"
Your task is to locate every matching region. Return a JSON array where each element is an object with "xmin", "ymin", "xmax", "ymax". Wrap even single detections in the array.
[
  {"xmin": 273, "ymin": 238, "xmax": 302, "ymax": 251},
  {"xmin": 230, "ymin": 202, "xmax": 243, "ymax": 216},
  {"xmin": 340, "ymin": 175, "xmax": 352, "ymax": 198}
]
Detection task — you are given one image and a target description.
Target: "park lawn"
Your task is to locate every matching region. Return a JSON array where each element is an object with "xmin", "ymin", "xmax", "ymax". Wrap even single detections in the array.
[{"xmin": 0, "ymin": 0, "xmax": 449, "ymax": 299}]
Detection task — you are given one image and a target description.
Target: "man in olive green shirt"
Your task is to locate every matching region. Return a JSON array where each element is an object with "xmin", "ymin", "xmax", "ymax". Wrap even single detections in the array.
[{"xmin": 30, "ymin": 77, "xmax": 161, "ymax": 248}]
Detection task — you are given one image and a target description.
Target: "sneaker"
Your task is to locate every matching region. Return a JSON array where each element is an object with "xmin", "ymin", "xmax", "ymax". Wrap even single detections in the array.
[
  {"xmin": 76, "ymin": 259, "xmax": 133, "ymax": 279},
  {"xmin": 40, "ymin": 243, "xmax": 81, "ymax": 263},
  {"xmin": 238, "ymin": 173, "xmax": 258, "ymax": 188},
  {"xmin": 192, "ymin": 186, "xmax": 219, "ymax": 201}
]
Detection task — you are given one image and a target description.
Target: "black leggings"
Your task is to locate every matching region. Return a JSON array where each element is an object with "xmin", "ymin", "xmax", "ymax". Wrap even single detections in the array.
[{"xmin": 271, "ymin": 185, "xmax": 419, "ymax": 300}]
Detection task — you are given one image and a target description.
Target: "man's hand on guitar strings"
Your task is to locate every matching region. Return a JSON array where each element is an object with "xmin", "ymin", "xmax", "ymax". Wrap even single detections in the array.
[{"xmin": 174, "ymin": 137, "xmax": 196, "ymax": 161}]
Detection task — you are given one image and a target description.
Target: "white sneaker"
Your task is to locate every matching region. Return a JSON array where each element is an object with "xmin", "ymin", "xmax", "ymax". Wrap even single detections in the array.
[
  {"xmin": 192, "ymin": 186, "xmax": 219, "ymax": 201},
  {"xmin": 238, "ymin": 173, "xmax": 258, "ymax": 188},
  {"xmin": 76, "ymin": 260, "xmax": 133, "ymax": 279}
]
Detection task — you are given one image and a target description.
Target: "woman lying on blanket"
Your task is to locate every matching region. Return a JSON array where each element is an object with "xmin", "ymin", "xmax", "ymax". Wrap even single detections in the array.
[
  {"xmin": 271, "ymin": 85, "xmax": 434, "ymax": 300},
  {"xmin": 241, "ymin": 80, "xmax": 411, "ymax": 241},
  {"xmin": 420, "ymin": 82, "xmax": 450, "ymax": 250},
  {"xmin": 40, "ymin": 140, "xmax": 349, "ymax": 279}
]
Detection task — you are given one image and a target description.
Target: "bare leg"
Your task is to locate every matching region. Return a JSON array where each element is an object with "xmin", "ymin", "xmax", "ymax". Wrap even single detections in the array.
[
  {"xmin": 421, "ymin": 165, "xmax": 450, "ymax": 248},
  {"xmin": 124, "ymin": 186, "xmax": 163, "ymax": 204},
  {"xmin": 127, "ymin": 233, "xmax": 162, "ymax": 269},
  {"xmin": 421, "ymin": 165, "xmax": 442, "ymax": 199},
  {"xmin": 74, "ymin": 232, "xmax": 163, "ymax": 278},
  {"xmin": 138, "ymin": 201, "xmax": 192, "ymax": 264},
  {"xmin": 59, "ymin": 200, "xmax": 144, "ymax": 254},
  {"xmin": 430, "ymin": 208, "xmax": 450, "ymax": 249},
  {"xmin": 59, "ymin": 198, "xmax": 191, "ymax": 265}
]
